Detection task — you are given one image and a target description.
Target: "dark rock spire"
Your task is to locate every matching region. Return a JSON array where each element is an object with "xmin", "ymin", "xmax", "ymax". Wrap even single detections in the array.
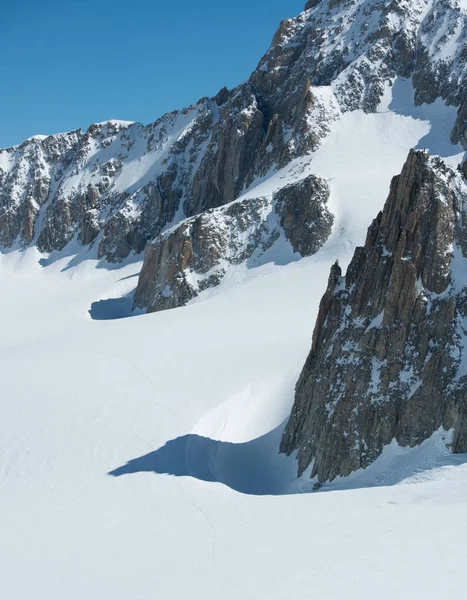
[{"xmin": 280, "ymin": 150, "xmax": 467, "ymax": 482}]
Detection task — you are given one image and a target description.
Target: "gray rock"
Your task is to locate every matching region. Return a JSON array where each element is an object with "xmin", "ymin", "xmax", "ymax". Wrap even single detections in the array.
[
  {"xmin": 133, "ymin": 175, "xmax": 332, "ymax": 312},
  {"xmin": 451, "ymin": 95, "xmax": 467, "ymax": 147},
  {"xmin": 275, "ymin": 175, "xmax": 333, "ymax": 256},
  {"xmin": 280, "ymin": 150, "xmax": 467, "ymax": 482}
]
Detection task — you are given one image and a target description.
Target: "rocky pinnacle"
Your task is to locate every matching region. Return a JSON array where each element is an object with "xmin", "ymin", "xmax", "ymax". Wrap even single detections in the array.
[{"xmin": 280, "ymin": 150, "xmax": 467, "ymax": 482}]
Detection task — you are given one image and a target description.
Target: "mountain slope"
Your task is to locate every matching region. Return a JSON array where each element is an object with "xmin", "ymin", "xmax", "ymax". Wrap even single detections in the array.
[{"xmin": 132, "ymin": 0, "xmax": 467, "ymax": 311}]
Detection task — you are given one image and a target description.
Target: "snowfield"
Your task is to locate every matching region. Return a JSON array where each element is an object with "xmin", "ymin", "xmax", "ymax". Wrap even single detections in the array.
[{"xmin": 1, "ymin": 81, "xmax": 467, "ymax": 599}]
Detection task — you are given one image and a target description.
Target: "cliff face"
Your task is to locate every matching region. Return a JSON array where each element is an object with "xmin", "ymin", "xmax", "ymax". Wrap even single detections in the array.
[{"xmin": 280, "ymin": 150, "xmax": 467, "ymax": 483}]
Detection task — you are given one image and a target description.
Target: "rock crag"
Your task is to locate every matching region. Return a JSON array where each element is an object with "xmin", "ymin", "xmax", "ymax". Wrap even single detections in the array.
[
  {"xmin": 281, "ymin": 150, "xmax": 467, "ymax": 482},
  {"xmin": 133, "ymin": 175, "xmax": 332, "ymax": 312}
]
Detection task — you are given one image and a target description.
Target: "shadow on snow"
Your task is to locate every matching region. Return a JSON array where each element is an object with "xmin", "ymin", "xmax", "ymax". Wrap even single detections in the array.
[
  {"xmin": 388, "ymin": 77, "xmax": 466, "ymax": 161},
  {"xmin": 109, "ymin": 423, "xmax": 467, "ymax": 496},
  {"xmin": 89, "ymin": 294, "xmax": 142, "ymax": 320},
  {"xmin": 109, "ymin": 424, "xmax": 301, "ymax": 496}
]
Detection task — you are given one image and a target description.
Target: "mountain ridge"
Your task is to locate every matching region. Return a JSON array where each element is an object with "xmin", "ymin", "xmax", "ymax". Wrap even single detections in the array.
[{"xmin": 1, "ymin": 0, "xmax": 465, "ymax": 291}]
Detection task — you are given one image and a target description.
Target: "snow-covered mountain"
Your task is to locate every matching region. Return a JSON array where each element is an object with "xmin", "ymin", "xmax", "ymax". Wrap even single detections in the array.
[
  {"xmin": 1, "ymin": 1, "xmax": 467, "ymax": 598},
  {"xmin": 1, "ymin": 0, "xmax": 465, "ymax": 290}
]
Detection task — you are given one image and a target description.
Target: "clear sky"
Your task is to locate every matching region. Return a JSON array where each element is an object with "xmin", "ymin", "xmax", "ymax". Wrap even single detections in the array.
[{"xmin": 1, "ymin": 0, "xmax": 306, "ymax": 148}]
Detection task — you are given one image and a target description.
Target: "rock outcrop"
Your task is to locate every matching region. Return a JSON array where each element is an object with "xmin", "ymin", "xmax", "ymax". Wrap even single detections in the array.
[
  {"xmin": 280, "ymin": 150, "xmax": 467, "ymax": 482},
  {"xmin": 133, "ymin": 175, "xmax": 332, "ymax": 312}
]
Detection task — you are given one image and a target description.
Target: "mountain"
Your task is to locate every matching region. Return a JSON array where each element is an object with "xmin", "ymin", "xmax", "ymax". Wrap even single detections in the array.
[
  {"xmin": 270, "ymin": 0, "xmax": 467, "ymax": 486},
  {"xmin": 1, "ymin": 0, "xmax": 466, "ymax": 310},
  {"xmin": 3, "ymin": 2, "xmax": 467, "ymax": 598}
]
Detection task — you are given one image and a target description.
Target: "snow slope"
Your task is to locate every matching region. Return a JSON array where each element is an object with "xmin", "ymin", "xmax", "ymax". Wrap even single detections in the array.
[{"xmin": 1, "ymin": 81, "xmax": 466, "ymax": 598}]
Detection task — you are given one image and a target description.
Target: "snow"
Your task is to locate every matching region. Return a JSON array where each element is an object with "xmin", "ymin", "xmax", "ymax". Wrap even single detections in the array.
[
  {"xmin": 422, "ymin": 0, "xmax": 466, "ymax": 61},
  {"xmin": 366, "ymin": 310, "xmax": 384, "ymax": 331},
  {"xmin": 25, "ymin": 134, "xmax": 48, "ymax": 141},
  {"xmin": 94, "ymin": 119, "xmax": 136, "ymax": 127},
  {"xmin": 0, "ymin": 149, "xmax": 13, "ymax": 173},
  {"xmin": 2, "ymin": 239, "xmax": 467, "ymax": 599},
  {"xmin": 110, "ymin": 107, "xmax": 208, "ymax": 195},
  {"xmin": 2, "ymin": 77, "xmax": 467, "ymax": 599},
  {"xmin": 232, "ymin": 76, "xmax": 461, "ymax": 278}
]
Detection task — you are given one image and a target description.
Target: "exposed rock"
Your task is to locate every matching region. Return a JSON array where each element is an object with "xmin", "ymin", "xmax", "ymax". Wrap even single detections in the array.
[
  {"xmin": 305, "ymin": 0, "xmax": 322, "ymax": 9},
  {"xmin": 133, "ymin": 222, "xmax": 197, "ymax": 313},
  {"xmin": 0, "ymin": 131, "xmax": 79, "ymax": 247},
  {"xmin": 280, "ymin": 150, "xmax": 467, "ymax": 482},
  {"xmin": 275, "ymin": 175, "xmax": 333, "ymax": 256},
  {"xmin": 133, "ymin": 175, "xmax": 332, "ymax": 312}
]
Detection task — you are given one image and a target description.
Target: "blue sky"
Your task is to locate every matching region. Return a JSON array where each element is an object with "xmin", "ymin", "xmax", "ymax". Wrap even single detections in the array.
[{"xmin": 1, "ymin": 0, "xmax": 305, "ymax": 147}]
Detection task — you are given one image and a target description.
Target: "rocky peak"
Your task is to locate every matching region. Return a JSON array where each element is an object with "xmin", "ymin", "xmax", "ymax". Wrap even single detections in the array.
[{"xmin": 280, "ymin": 150, "xmax": 467, "ymax": 483}]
